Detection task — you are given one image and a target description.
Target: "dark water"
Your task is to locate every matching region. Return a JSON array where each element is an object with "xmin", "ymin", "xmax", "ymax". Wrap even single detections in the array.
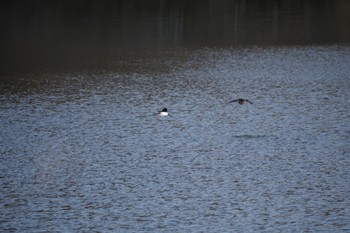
[
  {"xmin": 1, "ymin": 1, "xmax": 350, "ymax": 233},
  {"xmin": 1, "ymin": 0, "xmax": 350, "ymax": 72}
]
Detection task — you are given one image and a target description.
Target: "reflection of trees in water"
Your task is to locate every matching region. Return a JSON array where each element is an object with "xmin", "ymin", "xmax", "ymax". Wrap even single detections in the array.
[
  {"xmin": 1, "ymin": 0, "xmax": 349, "ymax": 72},
  {"xmin": 2, "ymin": 0, "xmax": 349, "ymax": 45}
]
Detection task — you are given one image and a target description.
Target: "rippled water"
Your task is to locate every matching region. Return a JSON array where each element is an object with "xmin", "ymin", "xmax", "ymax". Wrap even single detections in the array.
[{"xmin": 1, "ymin": 46, "xmax": 350, "ymax": 232}]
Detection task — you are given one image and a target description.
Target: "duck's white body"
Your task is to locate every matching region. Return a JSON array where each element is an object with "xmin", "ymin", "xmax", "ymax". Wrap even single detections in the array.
[{"xmin": 158, "ymin": 108, "xmax": 168, "ymax": 116}]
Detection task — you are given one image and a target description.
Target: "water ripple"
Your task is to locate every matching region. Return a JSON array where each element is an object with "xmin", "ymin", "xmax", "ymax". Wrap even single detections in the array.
[{"xmin": 1, "ymin": 46, "xmax": 350, "ymax": 232}]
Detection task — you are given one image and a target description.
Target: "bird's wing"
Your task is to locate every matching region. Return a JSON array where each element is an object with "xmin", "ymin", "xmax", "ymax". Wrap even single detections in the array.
[{"xmin": 228, "ymin": 99, "xmax": 238, "ymax": 103}]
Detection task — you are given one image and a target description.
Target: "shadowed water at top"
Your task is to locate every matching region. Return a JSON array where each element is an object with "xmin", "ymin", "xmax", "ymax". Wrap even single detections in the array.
[{"xmin": 0, "ymin": 0, "xmax": 350, "ymax": 73}]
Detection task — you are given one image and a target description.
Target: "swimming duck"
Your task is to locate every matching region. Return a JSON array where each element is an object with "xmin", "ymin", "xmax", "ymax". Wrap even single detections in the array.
[{"xmin": 157, "ymin": 108, "xmax": 169, "ymax": 116}]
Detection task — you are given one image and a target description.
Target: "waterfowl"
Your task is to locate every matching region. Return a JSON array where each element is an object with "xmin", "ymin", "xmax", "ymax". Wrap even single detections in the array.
[
  {"xmin": 157, "ymin": 108, "xmax": 169, "ymax": 116},
  {"xmin": 228, "ymin": 98, "xmax": 253, "ymax": 105}
]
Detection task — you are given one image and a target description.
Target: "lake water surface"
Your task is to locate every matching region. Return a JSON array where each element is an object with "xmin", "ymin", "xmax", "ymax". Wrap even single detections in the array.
[
  {"xmin": 1, "ymin": 46, "xmax": 350, "ymax": 232},
  {"xmin": 1, "ymin": 1, "xmax": 350, "ymax": 232}
]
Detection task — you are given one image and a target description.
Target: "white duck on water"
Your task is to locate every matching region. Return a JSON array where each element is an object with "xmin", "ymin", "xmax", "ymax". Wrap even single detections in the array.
[{"xmin": 157, "ymin": 108, "xmax": 169, "ymax": 116}]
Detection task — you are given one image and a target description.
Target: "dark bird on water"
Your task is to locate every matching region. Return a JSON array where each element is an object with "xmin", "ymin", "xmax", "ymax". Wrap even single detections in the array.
[{"xmin": 228, "ymin": 98, "xmax": 253, "ymax": 105}]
